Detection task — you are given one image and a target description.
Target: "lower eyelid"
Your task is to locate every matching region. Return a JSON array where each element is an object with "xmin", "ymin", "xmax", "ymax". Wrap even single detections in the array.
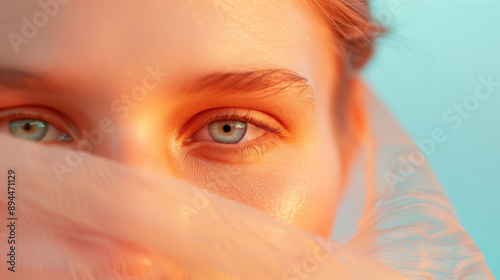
[{"xmin": 183, "ymin": 133, "xmax": 282, "ymax": 163}]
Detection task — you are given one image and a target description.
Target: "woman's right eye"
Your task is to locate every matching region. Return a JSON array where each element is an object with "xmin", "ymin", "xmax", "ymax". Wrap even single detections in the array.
[
  {"xmin": 0, "ymin": 107, "xmax": 75, "ymax": 143},
  {"xmin": 8, "ymin": 118, "xmax": 72, "ymax": 142}
]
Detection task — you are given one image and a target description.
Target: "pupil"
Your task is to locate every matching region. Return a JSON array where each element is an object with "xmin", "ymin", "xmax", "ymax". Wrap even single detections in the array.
[
  {"xmin": 223, "ymin": 124, "xmax": 231, "ymax": 133},
  {"xmin": 23, "ymin": 123, "xmax": 32, "ymax": 131}
]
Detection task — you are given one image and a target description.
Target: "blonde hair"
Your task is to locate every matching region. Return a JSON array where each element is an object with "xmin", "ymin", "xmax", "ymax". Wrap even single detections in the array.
[
  {"xmin": 306, "ymin": 0, "xmax": 382, "ymax": 70},
  {"xmin": 299, "ymin": 0, "xmax": 382, "ymax": 187}
]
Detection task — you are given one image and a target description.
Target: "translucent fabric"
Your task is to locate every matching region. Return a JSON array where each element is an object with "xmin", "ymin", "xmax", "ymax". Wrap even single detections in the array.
[{"xmin": 0, "ymin": 81, "xmax": 493, "ymax": 279}]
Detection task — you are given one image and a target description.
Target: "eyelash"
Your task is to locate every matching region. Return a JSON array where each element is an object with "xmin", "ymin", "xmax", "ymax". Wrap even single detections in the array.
[
  {"xmin": 181, "ymin": 108, "xmax": 287, "ymax": 160},
  {"xmin": 226, "ymin": 138, "xmax": 282, "ymax": 159},
  {"xmin": 199, "ymin": 110, "xmax": 283, "ymax": 134}
]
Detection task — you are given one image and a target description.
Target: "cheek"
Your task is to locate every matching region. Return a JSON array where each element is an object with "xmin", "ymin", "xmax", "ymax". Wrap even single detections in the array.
[
  {"xmin": 172, "ymin": 142, "xmax": 341, "ymax": 236},
  {"xmin": 284, "ymin": 143, "xmax": 341, "ymax": 236},
  {"xmin": 293, "ymin": 161, "xmax": 340, "ymax": 236}
]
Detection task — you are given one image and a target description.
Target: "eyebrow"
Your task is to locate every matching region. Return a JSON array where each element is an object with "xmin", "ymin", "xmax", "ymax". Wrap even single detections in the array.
[
  {"xmin": 0, "ymin": 67, "xmax": 315, "ymax": 103},
  {"xmin": 184, "ymin": 69, "xmax": 315, "ymax": 101},
  {"xmin": 0, "ymin": 68, "xmax": 64, "ymax": 93}
]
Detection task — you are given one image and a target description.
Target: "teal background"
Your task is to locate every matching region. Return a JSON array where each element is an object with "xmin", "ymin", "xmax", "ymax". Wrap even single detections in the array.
[{"xmin": 364, "ymin": 0, "xmax": 500, "ymax": 276}]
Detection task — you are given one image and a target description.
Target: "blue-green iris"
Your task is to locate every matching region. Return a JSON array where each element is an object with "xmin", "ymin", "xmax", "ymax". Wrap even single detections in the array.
[
  {"xmin": 8, "ymin": 119, "xmax": 49, "ymax": 141},
  {"xmin": 208, "ymin": 120, "xmax": 247, "ymax": 144}
]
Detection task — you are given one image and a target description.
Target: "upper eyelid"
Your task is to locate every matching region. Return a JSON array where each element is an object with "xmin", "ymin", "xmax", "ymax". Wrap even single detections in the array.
[{"xmin": 201, "ymin": 110, "xmax": 282, "ymax": 132}]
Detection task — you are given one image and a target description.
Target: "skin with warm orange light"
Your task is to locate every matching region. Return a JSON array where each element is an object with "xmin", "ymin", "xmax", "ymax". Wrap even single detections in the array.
[{"xmin": 0, "ymin": 0, "xmax": 356, "ymax": 236}]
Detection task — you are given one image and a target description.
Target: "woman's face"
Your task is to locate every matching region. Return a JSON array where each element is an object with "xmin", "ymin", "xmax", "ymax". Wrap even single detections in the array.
[{"xmin": 0, "ymin": 0, "xmax": 343, "ymax": 236}]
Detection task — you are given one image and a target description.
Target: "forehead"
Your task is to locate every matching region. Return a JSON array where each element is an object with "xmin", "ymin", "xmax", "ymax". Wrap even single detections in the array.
[{"xmin": 0, "ymin": 0, "xmax": 334, "ymax": 83}]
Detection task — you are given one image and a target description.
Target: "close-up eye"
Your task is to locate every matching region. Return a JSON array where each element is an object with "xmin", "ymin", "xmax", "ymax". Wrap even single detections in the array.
[
  {"xmin": 180, "ymin": 109, "xmax": 286, "ymax": 161},
  {"xmin": 184, "ymin": 109, "xmax": 285, "ymax": 146},
  {"xmin": 8, "ymin": 118, "xmax": 72, "ymax": 142},
  {"xmin": 0, "ymin": 107, "xmax": 75, "ymax": 143},
  {"xmin": 190, "ymin": 119, "xmax": 265, "ymax": 144}
]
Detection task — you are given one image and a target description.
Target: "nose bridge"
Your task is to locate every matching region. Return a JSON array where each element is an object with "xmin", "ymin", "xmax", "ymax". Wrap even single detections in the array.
[
  {"xmin": 77, "ymin": 67, "xmax": 174, "ymax": 179},
  {"xmin": 102, "ymin": 116, "xmax": 173, "ymax": 179}
]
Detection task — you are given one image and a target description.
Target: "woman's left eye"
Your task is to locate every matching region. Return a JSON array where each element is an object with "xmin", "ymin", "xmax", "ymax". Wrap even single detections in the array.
[
  {"xmin": 8, "ymin": 118, "xmax": 72, "ymax": 142},
  {"xmin": 190, "ymin": 119, "xmax": 266, "ymax": 144}
]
